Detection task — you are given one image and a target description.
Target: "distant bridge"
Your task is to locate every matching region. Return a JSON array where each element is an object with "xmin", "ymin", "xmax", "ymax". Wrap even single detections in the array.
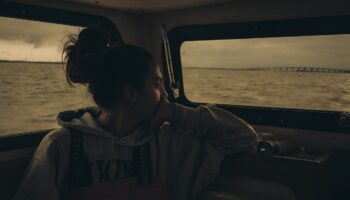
[{"xmin": 239, "ymin": 67, "xmax": 350, "ymax": 73}]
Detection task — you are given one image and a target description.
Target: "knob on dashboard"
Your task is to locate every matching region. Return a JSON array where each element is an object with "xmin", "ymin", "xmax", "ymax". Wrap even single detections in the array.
[{"xmin": 257, "ymin": 139, "xmax": 300, "ymax": 155}]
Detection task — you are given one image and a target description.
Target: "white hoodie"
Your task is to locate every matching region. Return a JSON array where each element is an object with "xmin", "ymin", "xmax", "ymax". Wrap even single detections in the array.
[{"xmin": 13, "ymin": 103, "xmax": 258, "ymax": 200}]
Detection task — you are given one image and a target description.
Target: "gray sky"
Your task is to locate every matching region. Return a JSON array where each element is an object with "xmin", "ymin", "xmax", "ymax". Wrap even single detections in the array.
[
  {"xmin": 181, "ymin": 34, "xmax": 350, "ymax": 69},
  {"xmin": 0, "ymin": 17, "xmax": 81, "ymax": 62},
  {"xmin": 1, "ymin": 16, "xmax": 350, "ymax": 68}
]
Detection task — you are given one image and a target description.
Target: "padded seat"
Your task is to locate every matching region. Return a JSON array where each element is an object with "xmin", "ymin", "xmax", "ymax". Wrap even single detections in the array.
[
  {"xmin": 0, "ymin": 147, "xmax": 36, "ymax": 200},
  {"xmin": 0, "ymin": 157, "xmax": 31, "ymax": 200}
]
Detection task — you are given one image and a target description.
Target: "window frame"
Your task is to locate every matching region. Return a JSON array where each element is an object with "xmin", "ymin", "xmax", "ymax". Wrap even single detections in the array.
[
  {"xmin": 0, "ymin": 1, "xmax": 122, "ymax": 151},
  {"xmin": 166, "ymin": 15, "xmax": 350, "ymax": 134}
]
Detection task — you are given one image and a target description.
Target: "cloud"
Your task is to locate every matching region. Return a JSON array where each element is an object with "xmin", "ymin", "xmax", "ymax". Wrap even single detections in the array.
[
  {"xmin": 0, "ymin": 17, "xmax": 82, "ymax": 61},
  {"xmin": 0, "ymin": 17, "xmax": 81, "ymax": 49}
]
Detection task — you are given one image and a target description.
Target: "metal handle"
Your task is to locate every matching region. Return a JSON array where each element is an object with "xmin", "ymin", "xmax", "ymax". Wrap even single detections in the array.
[{"xmin": 161, "ymin": 24, "xmax": 179, "ymax": 99}]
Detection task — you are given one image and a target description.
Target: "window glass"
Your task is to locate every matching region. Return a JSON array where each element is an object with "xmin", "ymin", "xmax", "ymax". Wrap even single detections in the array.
[
  {"xmin": 181, "ymin": 34, "xmax": 350, "ymax": 111},
  {"xmin": 0, "ymin": 17, "xmax": 92, "ymax": 135}
]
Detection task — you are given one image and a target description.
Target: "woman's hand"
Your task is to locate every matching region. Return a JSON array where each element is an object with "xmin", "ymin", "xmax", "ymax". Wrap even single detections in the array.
[{"xmin": 148, "ymin": 86, "xmax": 175, "ymax": 131}]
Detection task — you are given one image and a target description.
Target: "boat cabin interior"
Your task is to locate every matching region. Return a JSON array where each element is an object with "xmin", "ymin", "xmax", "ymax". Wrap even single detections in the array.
[{"xmin": 1, "ymin": 0, "xmax": 350, "ymax": 199}]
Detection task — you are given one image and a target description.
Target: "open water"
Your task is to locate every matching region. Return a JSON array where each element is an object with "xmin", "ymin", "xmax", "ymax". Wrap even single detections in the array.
[
  {"xmin": 1, "ymin": 63, "xmax": 350, "ymax": 135},
  {"xmin": 183, "ymin": 68, "xmax": 350, "ymax": 111},
  {"xmin": 0, "ymin": 62, "xmax": 92, "ymax": 135}
]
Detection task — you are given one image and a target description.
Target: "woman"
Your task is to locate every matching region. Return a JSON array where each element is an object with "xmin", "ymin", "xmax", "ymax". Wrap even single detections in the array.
[{"xmin": 14, "ymin": 27, "xmax": 259, "ymax": 200}]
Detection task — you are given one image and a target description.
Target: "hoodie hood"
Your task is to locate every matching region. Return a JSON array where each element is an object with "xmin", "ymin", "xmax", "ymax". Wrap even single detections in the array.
[{"xmin": 57, "ymin": 107, "xmax": 153, "ymax": 146}]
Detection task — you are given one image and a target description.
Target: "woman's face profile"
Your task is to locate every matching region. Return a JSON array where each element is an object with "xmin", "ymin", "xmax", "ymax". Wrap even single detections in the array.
[{"xmin": 133, "ymin": 64, "xmax": 163, "ymax": 121}]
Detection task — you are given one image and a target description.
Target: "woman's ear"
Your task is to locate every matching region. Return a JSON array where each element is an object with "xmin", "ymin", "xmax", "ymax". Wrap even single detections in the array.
[{"xmin": 123, "ymin": 85, "xmax": 137, "ymax": 105}]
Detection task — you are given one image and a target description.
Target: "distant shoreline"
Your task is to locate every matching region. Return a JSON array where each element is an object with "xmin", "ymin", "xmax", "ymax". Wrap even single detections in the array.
[
  {"xmin": 185, "ymin": 66, "xmax": 350, "ymax": 72},
  {"xmin": 0, "ymin": 60, "xmax": 63, "ymax": 64}
]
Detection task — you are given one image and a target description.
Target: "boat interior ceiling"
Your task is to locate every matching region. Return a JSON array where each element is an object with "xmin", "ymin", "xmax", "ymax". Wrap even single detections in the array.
[{"xmin": 1, "ymin": 0, "xmax": 350, "ymax": 200}]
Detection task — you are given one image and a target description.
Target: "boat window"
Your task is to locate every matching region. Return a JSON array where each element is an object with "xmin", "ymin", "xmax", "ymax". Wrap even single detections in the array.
[
  {"xmin": 0, "ymin": 16, "xmax": 93, "ymax": 136},
  {"xmin": 181, "ymin": 34, "xmax": 350, "ymax": 111}
]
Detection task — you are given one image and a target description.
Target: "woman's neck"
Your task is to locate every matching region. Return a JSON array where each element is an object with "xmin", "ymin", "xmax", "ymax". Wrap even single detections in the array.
[{"xmin": 97, "ymin": 106, "xmax": 142, "ymax": 138}]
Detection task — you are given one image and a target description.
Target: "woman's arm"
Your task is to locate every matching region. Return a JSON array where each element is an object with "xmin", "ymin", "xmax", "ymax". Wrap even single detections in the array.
[
  {"xmin": 170, "ymin": 103, "xmax": 259, "ymax": 153},
  {"xmin": 150, "ymin": 91, "xmax": 259, "ymax": 153}
]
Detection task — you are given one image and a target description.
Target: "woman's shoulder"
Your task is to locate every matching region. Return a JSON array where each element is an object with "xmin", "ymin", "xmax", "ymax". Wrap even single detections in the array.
[
  {"xmin": 45, "ymin": 127, "xmax": 71, "ymax": 142},
  {"xmin": 32, "ymin": 127, "xmax": 72, "ymax": 167},
  {"xmin": 37, "ymin": 127, "xmax": 72, "ymax": 153}
]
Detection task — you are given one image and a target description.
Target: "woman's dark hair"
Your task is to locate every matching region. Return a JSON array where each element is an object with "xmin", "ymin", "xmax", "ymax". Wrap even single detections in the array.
[{"xmin": 63, "ymin": 27, "xmax": 155, "ymax": 108}]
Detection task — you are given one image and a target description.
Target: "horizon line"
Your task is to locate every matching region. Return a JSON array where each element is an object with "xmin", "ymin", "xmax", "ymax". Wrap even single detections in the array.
[
  {"xmin": 185, "ymin": 66, "xmax": 350, "ymax": 70},
  {"xmin": 0, "ymin": 59, "xmax": 64, "ymax": 64}
]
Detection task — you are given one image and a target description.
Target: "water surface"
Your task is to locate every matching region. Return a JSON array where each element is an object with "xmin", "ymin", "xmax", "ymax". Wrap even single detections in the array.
[{"xmin": 1, "ymin": 63, "xmax": 350, "ymax": 135}]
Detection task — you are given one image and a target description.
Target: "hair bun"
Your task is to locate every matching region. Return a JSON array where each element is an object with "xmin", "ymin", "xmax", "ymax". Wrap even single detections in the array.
[
  {"xmin": 76, "ymin": 27, "xmax": 111, "ymax": 56},
  {"xmin": 63, "ymin": 27, "xmax": 112, "ymax": 84}
]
